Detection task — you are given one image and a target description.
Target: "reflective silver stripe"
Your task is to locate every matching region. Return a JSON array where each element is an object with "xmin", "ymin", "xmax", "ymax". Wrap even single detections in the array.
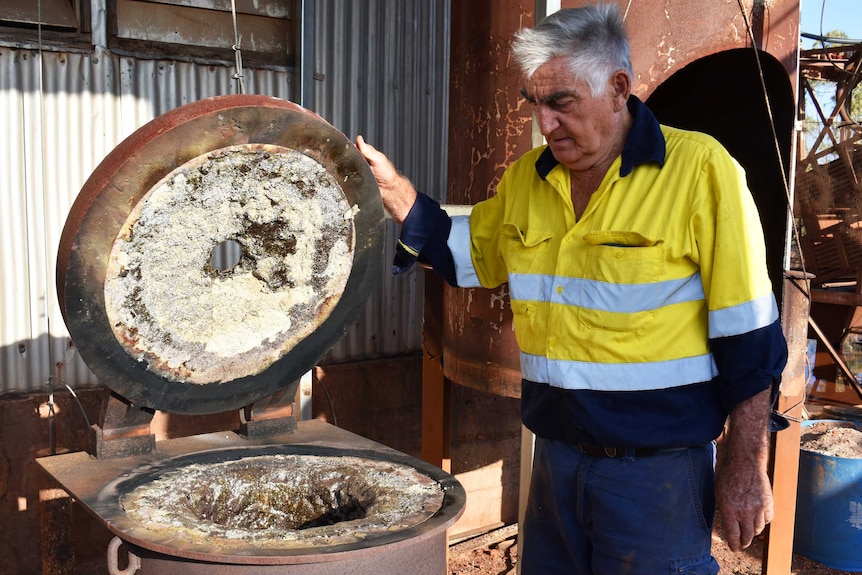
[
  {"xmin": 520, "ymin": 351, "xmax": 719, "ymax": 391},
  {"xmin": 508, "ymin": 272, "xmax": 705, "ymax": 311},
  {"xmin": 708, "ymin": 292, "xmax": 779, "ymax": 338},
  {"xmin": 448, "ymin": 216, "xmax": 482, "ymax": 288},
  {"xmin": 508, "ymin": 273, "xmax": 554, "ymax": 301}
]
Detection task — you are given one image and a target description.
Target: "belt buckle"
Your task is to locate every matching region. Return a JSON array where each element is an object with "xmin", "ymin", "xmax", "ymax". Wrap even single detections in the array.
[{"xmin": 604, "ymin": 446, "xmax": 618, "ymax": 458}]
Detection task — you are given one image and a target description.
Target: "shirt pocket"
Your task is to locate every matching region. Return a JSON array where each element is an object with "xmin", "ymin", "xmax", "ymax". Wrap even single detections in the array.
[
  {"xmin": 579, "ymin": 231, "xmax": 664, "ymax": 332},
  {"xmin": 500, "ymin": 222, "xmax": 553, "ymax": 278}
]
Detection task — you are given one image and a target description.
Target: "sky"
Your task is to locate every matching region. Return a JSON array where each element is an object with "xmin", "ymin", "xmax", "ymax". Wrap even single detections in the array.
[{"xmin": 800, "ymin": 0, "xmax": 862, "ymax": 47}]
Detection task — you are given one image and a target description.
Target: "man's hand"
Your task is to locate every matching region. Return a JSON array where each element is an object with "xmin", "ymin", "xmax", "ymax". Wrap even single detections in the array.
[
  {"xmin": 355, "ymin": 135, "xmax": 417, "ymax": 224},
  {"xmin": 715, "ymin": 388, "xmax": 774, "ymax": 552}
]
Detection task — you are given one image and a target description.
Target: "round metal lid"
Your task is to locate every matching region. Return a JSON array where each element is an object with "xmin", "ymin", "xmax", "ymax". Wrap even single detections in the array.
[{"xmin": 57, "ymin": 95, "xmax": 383, "ymax": 415}]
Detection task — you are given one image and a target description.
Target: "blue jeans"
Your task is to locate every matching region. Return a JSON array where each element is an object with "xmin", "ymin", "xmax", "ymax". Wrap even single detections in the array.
[{"xmin": 521, "ymin": 438, "xmax": 720, "ymax": 575}]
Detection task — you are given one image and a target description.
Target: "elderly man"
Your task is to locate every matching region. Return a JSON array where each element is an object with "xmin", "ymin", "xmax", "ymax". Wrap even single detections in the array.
[{"xmin": 356, "ymin": 4, "xmax": 787, "ymax": 574}]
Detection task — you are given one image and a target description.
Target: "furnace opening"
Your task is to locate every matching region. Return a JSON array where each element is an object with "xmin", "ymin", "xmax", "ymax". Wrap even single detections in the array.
[
  {"xmin": 120, "ymin": 453, "xmax": 446, "ymax": 550},
  {"xmin": 184, "ymin": 464, "xmax": 377, "ymax": 531}
]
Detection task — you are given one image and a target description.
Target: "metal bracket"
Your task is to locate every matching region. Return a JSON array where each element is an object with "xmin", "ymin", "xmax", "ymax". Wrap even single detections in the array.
[
  {"xmin": 238, "ymin": 386, "xmax": 297, "ymax": 439},
  {"xmin": 90, "ymin": 392, "xmax": 156, "ymax": 459}
]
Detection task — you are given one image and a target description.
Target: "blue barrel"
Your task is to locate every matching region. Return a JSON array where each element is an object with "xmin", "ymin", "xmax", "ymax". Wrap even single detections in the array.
[{"xmin": 794, "ymin": 419, "xmax": 862, "ymax": 572}]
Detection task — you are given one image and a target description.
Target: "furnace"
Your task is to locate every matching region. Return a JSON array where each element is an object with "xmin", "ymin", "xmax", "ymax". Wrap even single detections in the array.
[{"xmin": 38, "ymin": 95, "xmax": 465, "ymax": 575}]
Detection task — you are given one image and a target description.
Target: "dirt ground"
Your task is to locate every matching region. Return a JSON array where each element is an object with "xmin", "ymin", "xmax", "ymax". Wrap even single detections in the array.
[{"xmin": 448, "ymin": 517, "xmax": 851, "ymax": 575}]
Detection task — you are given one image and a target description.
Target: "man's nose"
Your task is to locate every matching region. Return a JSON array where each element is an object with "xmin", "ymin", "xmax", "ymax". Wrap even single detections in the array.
[{"xmin": 535, "ymin": 105, "xmax": 558, "ymax": 135}]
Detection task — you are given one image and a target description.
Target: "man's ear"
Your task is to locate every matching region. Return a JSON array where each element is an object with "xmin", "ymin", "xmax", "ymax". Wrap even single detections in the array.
[{"xmin": 610, "ymin": 69, "xmax": 631, "ymax": 111}]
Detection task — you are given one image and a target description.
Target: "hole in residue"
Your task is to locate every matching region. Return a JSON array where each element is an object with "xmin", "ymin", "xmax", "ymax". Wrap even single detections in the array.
[{"xmin": 209, "ymin": 239, "xmax": 242, "ymax": 273}]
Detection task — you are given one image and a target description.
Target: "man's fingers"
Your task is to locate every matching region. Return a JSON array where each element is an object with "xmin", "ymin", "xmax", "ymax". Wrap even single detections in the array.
[
  {"xmin": 356, "ymin": 136, "xmax": 374, "ymax": 160},
  {"xmin": 355, "ymin": 134, "xmax": 370, "ymax": 154},
  {"xmin": 738, "ymin": 521, "xmax": 755, "ymax": 550},
  {"xmin": 725, "ymin": 510, "xmax": 770, "ymax": 552},
  {"xmin": 353, "ymin": 135, "xmax": 417, "ymax": 223},
  {"xmin": 750, "ymin": 508, "xmax": 771, "ymax": 544},
  {"xmin": 724, "ymin": 519, "xmax": 742, "ymax": 552},
  {"xmin": 355, "ymin": 135, "xmax": 385, "ymax": 166},
  {"xmin": 754, "ymin": 509, "xmax": 770, "ymax": 536},
  {"xmin": 355, "ymin": 135, "xmax": 397, "ymax": 178},
  {"xmin": 355, "ymin": 134, "xmax": 374, "ymax": 162},
  {"xmin": 763, "ymin": 498, "xmax": 775, "ymax": 527}
]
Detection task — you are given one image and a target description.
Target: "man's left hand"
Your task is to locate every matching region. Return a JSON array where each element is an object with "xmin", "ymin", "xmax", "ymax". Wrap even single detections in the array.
[{"xmin": 714, "ymin": 388, "xmax": 774, "ymax": 552}]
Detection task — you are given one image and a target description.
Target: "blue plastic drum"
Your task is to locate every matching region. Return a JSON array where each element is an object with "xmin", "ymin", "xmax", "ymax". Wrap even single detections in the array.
[{"xmin": 793, "ymin": 419, "xmax": 862, "ymax": 572}]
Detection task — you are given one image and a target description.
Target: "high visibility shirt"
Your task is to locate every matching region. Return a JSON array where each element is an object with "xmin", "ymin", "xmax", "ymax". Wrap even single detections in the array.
[{"xmin": 396, "ymin": 96, "xmax": 787, "ymax": 448}]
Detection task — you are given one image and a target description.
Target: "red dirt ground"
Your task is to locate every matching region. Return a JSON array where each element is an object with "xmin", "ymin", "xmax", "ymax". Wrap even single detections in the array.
[{"xmin": 448, "ymin": 515, "xmax": 851, "ymax": 575}]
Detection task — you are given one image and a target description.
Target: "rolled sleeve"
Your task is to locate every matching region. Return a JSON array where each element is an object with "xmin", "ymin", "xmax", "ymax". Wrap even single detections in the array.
[
  {"xmin": 711, "ymin": 318, "xmax": 787, "ymax": 413},
  {"xmin": 393, "ymin": 193, "xmax": 457, "ymax": 285}
]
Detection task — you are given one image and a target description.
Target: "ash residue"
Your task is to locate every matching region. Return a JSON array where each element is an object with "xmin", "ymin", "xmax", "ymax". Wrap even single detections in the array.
[
  {"xmin": 187, "ymin": 463, "xmax": 376, "ymax": 531},
  {"xmin": 103, "ymin": 145, "xmax": 356, "ymax": 384},
  {"xmin": 800, "ymin": 420, "xmax": 862, "ymax": 458},
  {"xmin": 121, "ymin": 454, "xmax": 444, "ymax": 549}
]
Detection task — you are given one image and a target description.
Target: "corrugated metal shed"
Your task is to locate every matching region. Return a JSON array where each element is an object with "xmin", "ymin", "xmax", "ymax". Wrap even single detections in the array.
[
  {"xmin": 0, "ymin": 0, "xmax": 450, "ymax": 394},
  {"xmin": 316, "ymin": 0, "xmax": 450, "ymax": 361}
]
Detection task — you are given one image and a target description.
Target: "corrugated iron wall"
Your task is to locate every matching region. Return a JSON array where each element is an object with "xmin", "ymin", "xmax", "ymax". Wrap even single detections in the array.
[
  {"xmin": 0, "ymin": 0, "xmax": 450, "ymax": 394},
  {"xmin": 316, "ymin": 0, "xmax": 450, "ymax": 362}
]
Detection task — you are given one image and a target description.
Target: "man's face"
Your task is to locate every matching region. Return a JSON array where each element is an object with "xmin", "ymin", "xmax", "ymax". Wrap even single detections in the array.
[{"xmin": 521, "ymin": 57, "xmax": 622, "ymax": 173}]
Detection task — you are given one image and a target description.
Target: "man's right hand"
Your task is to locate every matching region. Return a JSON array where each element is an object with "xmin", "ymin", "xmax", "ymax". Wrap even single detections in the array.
[{"xmin": 355, "ymin": 135, "xmax": 418, "ymax": 224}]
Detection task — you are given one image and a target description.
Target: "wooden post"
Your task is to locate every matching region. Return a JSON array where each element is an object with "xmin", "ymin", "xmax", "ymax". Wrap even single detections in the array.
[
  {"xmin": 421, "ymin": 271, "xmax": 450, "ymax": 473},
  {"xmin": 39, "ymin": 485, "xmax": 76, "ymax": 575},
  {"xmin": 762, "ymin": 272, "xmax": 811, "ymax": 574}
]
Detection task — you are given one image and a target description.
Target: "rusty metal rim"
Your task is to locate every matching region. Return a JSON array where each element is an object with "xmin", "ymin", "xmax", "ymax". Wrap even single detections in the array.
[
  {"xmin": 57, "ymin": 95, "xmax": 384, "ymax": 415},
  {"xmin": 93, "ymin": 445, "xmax": 466, "ymax": 564}
]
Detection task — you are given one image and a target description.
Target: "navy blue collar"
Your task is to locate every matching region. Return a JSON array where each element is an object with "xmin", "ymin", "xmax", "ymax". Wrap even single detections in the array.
[{"xmin": 535, "ymin": 96, "xmax": 666, "ymax": 180}]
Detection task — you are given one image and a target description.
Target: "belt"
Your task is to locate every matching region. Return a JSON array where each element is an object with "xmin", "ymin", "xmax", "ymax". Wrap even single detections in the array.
[{"xmin": 576, "ymin": 443, "xmax": 691, "ymax": 459}]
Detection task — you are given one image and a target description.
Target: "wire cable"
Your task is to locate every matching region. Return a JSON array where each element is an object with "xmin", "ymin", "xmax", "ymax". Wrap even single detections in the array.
[
  {"xmin": 230, "ymin": 0, "xmax": 246, "ymax": 94},
  {"xmin": 315, "ymin": 377, "xmax": 338, "ymax": 427},
  {"xmin": 44, "ymin": 376, "xmax": 93, "ymax": 435},
  {"xmin": 736, "ymin": 0, "xmax": 828, "ymax": 416},
  {"xmin": 622, "ymin": 0, "xmax": 634, "ymax": 22},
  {"xmin": 735, "ymin": 0, "xmax": 807, "ymax": 282}
]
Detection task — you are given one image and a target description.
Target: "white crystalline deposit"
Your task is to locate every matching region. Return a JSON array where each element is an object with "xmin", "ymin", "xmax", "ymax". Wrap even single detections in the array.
[
  {"xmin": 104, "ymin": 145, "xmax": 355, "ymax": 384},
  {"xmin": 121, "ymin": 454, "xmax": 444, "ymax": 549}
]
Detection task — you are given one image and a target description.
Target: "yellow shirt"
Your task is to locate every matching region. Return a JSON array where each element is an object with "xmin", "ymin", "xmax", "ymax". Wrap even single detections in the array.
[{"xmin": 447, "ymin": 125, "xmax": 778, "ymax": 394}]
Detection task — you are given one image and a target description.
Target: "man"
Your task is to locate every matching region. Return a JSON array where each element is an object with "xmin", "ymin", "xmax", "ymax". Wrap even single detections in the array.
[{"xmin": 356, "ymin": 4, "xmax": 787, "ymax": 574}]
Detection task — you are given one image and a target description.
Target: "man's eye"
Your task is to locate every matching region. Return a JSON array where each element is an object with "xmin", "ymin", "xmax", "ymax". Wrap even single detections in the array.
[{"xmin": 550, "ymin": 99, "xmax": 575, "ymax": 110}]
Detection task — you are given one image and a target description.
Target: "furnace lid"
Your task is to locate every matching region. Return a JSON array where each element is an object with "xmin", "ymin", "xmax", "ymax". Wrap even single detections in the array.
[{"xmin": 57, "ymin": 95, "xmax": 384, "ymax": 415}]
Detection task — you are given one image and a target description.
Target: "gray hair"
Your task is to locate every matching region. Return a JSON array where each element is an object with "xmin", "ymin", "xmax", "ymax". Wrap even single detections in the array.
[{"xmin": 511, "ymin": 3, "xmax": 632, "ymax": 96}]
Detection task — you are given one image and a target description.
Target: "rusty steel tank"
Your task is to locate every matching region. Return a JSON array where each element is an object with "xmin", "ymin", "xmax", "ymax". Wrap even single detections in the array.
[{"xmin": 443, "ymin": 0, "xmax": 800, "ymax": 398}]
